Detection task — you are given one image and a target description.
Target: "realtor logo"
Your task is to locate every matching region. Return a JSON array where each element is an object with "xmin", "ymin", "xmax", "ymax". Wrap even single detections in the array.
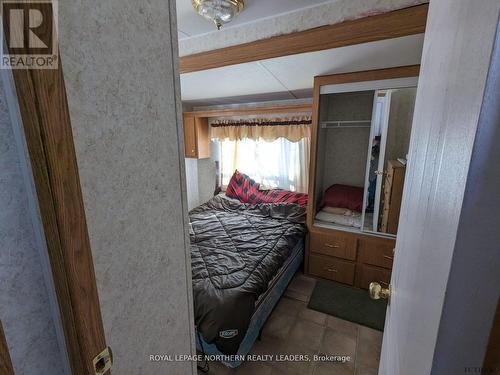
[{"xmin": 0, "ymin": 0, "xmax": 58, "ymax": 69}]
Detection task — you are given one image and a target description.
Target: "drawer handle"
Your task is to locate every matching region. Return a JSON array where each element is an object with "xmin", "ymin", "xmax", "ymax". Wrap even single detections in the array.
[
  {"xmin": 325, "ymin": 243, "xmax": 340, "ymax": 248},
  {"xmin": 324, "ymin": 267, "xmax": 338, "ymax": 273},
  {"xmin": 383, "ymin": 255, "xmax": 394, "ymax": 260}
]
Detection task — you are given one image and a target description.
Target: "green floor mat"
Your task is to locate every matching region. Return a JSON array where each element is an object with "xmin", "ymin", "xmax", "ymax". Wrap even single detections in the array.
[{"xmin": 308, "ymin": 280, "xmax": 387, "ymax": 331}]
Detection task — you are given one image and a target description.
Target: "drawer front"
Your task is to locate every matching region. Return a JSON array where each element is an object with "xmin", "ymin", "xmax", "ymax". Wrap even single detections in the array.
[
  {"xmin": 309, "ymin": 254, "xmax": 356, "ymax": 285},
  {"xmin": 358, "ymin": 237, "xmax": 395, "ymax": 269},
  {"xmin": 356, "ymin": 264, "xmax": 392, "ymax": 289},
  {"xmin": 309, "ymin": 231, "xmax": 357, "ymax": 260}
]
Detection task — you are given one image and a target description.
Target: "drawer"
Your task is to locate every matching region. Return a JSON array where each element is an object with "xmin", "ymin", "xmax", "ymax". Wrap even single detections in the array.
[
  {"xmin": 308, "ymin": 254, "xmax": 356, "ymax": 285},
  {"xmin": 356, "ymin": 264, "xmax": 392, "ymax": 289},
  {"xmin": 358, "ymin": 237, "xmax": 395, "ymax": 269},
  {"xmin": 309, "ymin": 231, "xmax": 357, "ymax": 260}
]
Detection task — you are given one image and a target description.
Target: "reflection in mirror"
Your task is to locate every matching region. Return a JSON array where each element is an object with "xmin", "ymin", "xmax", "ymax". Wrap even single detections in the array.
[{"xmin": 362, "ymin": 87, "xmax": 417, "ymax": 235}]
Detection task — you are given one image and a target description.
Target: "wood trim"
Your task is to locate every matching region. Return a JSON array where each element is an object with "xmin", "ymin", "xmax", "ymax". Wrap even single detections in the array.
[
  {"xmin": 306, "ymin": 84, "xmax": 321, "ymax": 230},
  {"xmin": 11, "ymin": 60, "xmax": 107, "ymax": 375},
  {"xmin": 0, "ymin": 321, "xmax": 14, "ymax": 375},
  {"xmin": 184, "ymin": 103, "xmax": 312, "ymax": 118},
  {"xmin": 306, "ymin": 65, "xmax": 420, "ymax": 232},
  {"xmin": 483, "ymin": 302, "xmax": 500, "ymax": 374},
  {"xmin": 3, "ymin": 5, "xmax": 102, "ymax": 373},
  {"xmin": 314, "ymin": 65, "xmax": 421, "ymax": 87},
  {"xmin": 179, "ymin": 4, "xmax": 428, "ymax": 74},
  {"xmin": 6, "ymin": 4, "xmax": 108, "ymax": 371}
]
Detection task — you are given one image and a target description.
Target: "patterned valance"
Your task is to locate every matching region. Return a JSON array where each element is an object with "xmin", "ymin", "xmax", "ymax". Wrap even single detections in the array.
[{"xmin": 211, "ymin": 116, "xmax": 311, "ymax": 142}]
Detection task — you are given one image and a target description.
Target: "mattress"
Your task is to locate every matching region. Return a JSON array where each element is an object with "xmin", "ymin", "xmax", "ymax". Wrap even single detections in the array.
[
  {"xmin": 254, "ymin": 237, "xmax": 303, "ymax": 308},
  {"xmin": 189, "ymin": 195, "xmax": 307, "ymax": 355},
  {"xmin": 197, "ymin": 239, "xmax": 304, "ymax": 368}
]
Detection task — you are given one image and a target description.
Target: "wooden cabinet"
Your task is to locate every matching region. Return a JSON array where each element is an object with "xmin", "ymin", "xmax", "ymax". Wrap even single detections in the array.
[
  {"xmin": 304, "ymin": 67, "xmax": 420, "ymax": 290},
  {"xmin": 309, "ymin": 229, "xmax": 357, "ymax": 261},
  {"xmin": 183, "ymin": 114, "xmax": 210, "ymax": 159},
  {"xmin": 356, "ymin": 264, "xmax": 392, "ymax": 289},
  {"xmin": 309, "ymin": 254, "xmax": 356, "ymax": 285},
  {"xmin": 306, "ymin": 227, "xmax": 395, "ymax": 289},
  {"xmin": 358, "ymin": 237, "xmax": 394, "ymax": 269},
  {"xmin": 380, "ymin": 160, "xmax": 406, "ymax": 234}
]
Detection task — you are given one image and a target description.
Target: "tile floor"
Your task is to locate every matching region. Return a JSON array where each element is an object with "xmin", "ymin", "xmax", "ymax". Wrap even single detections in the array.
[{"xmin": 197, "ymin": 272, "xmax": 382, "ymax": 375}]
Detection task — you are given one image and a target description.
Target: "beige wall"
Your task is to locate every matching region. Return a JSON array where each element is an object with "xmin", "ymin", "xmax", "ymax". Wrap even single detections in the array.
[
  {"xmin": 317, "ymin": 91, "xmax": 374, "ymax": 195},
  {"xmin": 59, "ymin": 1, "xmax": 195, "ymax": 374}
]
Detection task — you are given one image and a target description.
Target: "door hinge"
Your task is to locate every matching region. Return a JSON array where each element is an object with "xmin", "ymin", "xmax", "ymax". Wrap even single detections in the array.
[{"xmin": 93, "ymin": 346, "xmax": 113, "ymax": 375}]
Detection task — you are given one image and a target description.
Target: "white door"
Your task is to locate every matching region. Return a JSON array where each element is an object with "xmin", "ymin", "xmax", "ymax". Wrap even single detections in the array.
[{"xmin": 378, "ymin": 1, "xmax": 500, "ymax": 375}]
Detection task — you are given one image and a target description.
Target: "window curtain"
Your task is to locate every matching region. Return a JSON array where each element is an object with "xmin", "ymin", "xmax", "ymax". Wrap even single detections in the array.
[
  {"xmin": 213, "ymin": 116, "xmax": 311, "ymax": 193},
  {"xmin": 211, "ymin": 116, "xmax": 311, "ymax": 142}
]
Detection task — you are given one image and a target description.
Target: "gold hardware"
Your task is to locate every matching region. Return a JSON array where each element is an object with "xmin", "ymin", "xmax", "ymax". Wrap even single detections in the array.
[
  {"xmin": 192, "ymin": 0, "xmax": 244, "ymax": 30},
  {"xmin": 383, "ymin": 255, "xmax": 394, "ymax": 260},
  {"xmin": 325, "ymin": 243, "xmax": 340, "ymax": 248},
  {"xmin": 369, "ymin": 282, "xmax": 391, "ymax": 303},
  {"xmin": 324, "ymin": 267, "xmax": 338, "ymax": 273},
  {"xmin": 93, "ymin": 347, "xmax": 113, "ymax": 375}
]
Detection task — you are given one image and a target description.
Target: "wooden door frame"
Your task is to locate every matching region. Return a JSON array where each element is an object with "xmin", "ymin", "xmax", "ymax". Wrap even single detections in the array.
[
  {"xmin": 3, "ymin": 2, "xmax": 108, "ymax": 374},
  {"xmin": 0, "ymin": 321, "xmax": 14, "ymax": 375}
]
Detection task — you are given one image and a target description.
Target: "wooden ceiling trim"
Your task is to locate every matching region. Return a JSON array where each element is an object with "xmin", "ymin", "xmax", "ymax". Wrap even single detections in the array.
[
  {"xmin": 184, "ymin": 103, "xmax": 313, "ymax": 118},
  {"xmin": 179, "ymin": 4, "xmax": 428, "ymax": 74}
]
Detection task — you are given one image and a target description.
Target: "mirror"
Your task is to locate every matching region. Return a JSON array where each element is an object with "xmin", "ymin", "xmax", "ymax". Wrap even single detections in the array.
[
  {"xmin": 312, "ymin": 80, "xmax": 417, "ymax": 238},
  {"xmin": 362, "ymin": 87, "xmax": 417, "ymax": 235}
]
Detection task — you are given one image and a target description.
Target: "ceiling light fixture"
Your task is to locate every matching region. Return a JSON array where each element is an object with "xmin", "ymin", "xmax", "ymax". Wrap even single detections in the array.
[{"xmin": 192, "ymin": 0, "xmax": 245, "ymax": 30}]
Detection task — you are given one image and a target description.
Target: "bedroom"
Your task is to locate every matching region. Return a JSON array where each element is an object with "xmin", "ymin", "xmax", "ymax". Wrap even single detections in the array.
[
  {"xmin": 176, "ymin": 1, "xmax": 484, "ymax": 375},
  {"xmin": 0, "ymin": 1, "xmax": 498, "ymax": 375}
]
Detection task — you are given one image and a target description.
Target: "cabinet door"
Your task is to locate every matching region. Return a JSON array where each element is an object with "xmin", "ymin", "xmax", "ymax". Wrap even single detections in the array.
[
  {"xmin": 183, "ymin": 115, "xmax": 197, "ymax": 158},
  {"xmin": 194, "ymin": 117, "xmax": 210, "ymax": 159}
]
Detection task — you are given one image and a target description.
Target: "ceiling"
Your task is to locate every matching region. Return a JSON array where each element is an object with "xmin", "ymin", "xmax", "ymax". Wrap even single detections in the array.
[
  {"xmin": 180, "ymin": 34, "xmax": 425, "ymax": 106},
  {"xmin": 176, "ymin": 0, "xmax": 328, "ymax": 39}
]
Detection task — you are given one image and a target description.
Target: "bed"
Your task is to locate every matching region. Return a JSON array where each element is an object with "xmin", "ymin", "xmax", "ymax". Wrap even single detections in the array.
[{"xmin": 189, "ymin": 195, "xmax": 307, "ymax": 367}]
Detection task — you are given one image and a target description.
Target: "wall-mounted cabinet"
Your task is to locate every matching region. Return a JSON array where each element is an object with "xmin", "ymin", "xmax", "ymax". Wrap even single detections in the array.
[{"xmin": 183, "ymin": 114, "xmax": 210, "ymax": 159}]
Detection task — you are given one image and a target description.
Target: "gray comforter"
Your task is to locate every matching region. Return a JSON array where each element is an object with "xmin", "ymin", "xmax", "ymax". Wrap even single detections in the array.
[{"xmin": 189, "ymin": 195, "xmax": 307, "ymax": 354}]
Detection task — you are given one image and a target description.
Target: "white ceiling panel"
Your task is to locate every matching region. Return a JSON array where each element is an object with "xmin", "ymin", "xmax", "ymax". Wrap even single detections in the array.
[
  {"xmin": 180, "ymin": 34, "xmax": 425, "ymax": 105},
  {"xmin": 176, "ymin": 0, "xmax": 328, "ymax": 38},
  {"xmin": 180, "ymin": 61, "xmax": 289, "ymax": 101},
  {"xmin": 261, "ymin": 34, "xmax": 425, "ymax": 92}
]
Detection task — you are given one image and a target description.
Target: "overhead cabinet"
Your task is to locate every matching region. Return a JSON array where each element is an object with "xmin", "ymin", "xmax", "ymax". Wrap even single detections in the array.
[{"xmin": 183, "ymin": 114, "xmax": 210, "ymax": 159}]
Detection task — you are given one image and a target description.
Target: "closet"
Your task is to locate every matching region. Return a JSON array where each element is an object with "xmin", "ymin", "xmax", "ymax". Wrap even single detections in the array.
[{"xmin": 305, "ymin": 66, "xmax": 419, "ymax": 289}]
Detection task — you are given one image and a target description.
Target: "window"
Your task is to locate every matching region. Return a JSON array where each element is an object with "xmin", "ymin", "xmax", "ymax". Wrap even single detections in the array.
[{"xmin": 220, "ymin": 137, "xmax": 309, "ymax": 193}]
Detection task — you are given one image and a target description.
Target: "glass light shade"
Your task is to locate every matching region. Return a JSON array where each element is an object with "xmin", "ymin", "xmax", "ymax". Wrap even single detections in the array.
[{"xmin": 192, "ymin": 0, "xmax": 244, "ymax": 30}]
